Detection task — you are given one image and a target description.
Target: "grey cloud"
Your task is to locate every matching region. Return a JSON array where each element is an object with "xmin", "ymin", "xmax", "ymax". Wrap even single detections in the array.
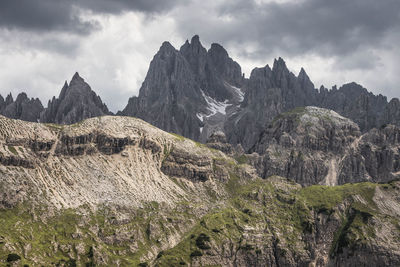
[
  {"xmin": 0, "ymin": 0, "xmax": 183, "ymax": 34},
  {"xmin": 0, "ymin": 0, "xmax": 97, "ymax": 34},
  {"xmin": 78, "ymin": 0, "xmax": 185, "ymax": 14},
  {"xmin": 176, "ymin": 0, "xmax": 400, "ymax": 59}
]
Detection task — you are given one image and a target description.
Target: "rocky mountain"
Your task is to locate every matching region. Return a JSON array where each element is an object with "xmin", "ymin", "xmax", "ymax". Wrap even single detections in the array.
[
  {"xmin": 2, "ymin": 35, "xmax": 400, "ymax": 266},
  {"xmin": 120, "ymin": 35, "xmax": 245, "ymax": 142},
  {"xmin": 0, "ymin": 72, "xmax": 111, "ymax": 125},
  {"xmin": 40, "ymin": 72, "xmax": 111, "ymax": 124},
  {"xmin": 118, "ymin": 36, "xmax": 400, "ymax": 151},
  {"xmin": 1, "ymin": 114, "xmax": 400, "ymax": 266},
  {"xmin": 225, "ymin": 59, "xmax": 319, "ymax": 150},
  {"xmin": 226, "ymin": 59, "xmax": 400, "ymax": 151},
  {"xmin": 0, "ymin": 92, "xmax": 44, "ymax": 122},
  {"xmin": 2, "ymin": 36, "xmax": 399, "ymax": 151},
  {"xmin": 249, "ymin": 106, "xmax": 400, "ymax": 186}
]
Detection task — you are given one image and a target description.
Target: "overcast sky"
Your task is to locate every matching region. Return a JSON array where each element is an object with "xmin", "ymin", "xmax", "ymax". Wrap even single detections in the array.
[{"xmin": 0, "ymin": 0, "xmax": 399, "ymax": 111}]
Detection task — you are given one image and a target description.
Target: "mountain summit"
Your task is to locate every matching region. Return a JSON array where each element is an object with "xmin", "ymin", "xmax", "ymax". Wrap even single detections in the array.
[
  {"xmin": 120, "ymin": 35, "xmax": 245, "ymax": 141},
  {"xmin": 40, "ymin": 72, "xmax": 111, "ymax": 124}
]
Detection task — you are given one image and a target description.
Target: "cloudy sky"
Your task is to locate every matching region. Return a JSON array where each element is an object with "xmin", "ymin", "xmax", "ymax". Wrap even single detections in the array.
[{"xmin": 0, "ymin": 0, "xmax": 399, "ymax": 112}]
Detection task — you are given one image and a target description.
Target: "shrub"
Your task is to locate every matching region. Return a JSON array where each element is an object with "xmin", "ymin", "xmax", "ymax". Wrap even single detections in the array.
[
  {"xmin": 7, "ymin": 253, "xmax": 21, "ymax": 262},
  {"xmin": 190, "ymin": 250, "xmax": 203, "ymax": 257},
  {"xmin": 195, "ymin": 233, "xmax": 211, "ymax": 250}
]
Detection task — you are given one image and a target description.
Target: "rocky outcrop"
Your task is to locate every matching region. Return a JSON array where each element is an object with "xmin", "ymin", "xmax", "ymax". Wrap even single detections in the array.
[
  {"xmin": 40, "ymin": 72, "xmax": 111, "ymax": 124},
  {"xmin": 0, "ymin": 92, "xmax": 43, "ymax": 122},
  {"xmin": 161, "ymin": 146, "xmax": 215, "ymax": 182},
  {"xmin": 250, "ymin": 106, "xmax": 400, "ymax": 186},
  {"xmin": 339, "ymin": 124, "xmax": 400, "ymax": 184},
  {"xmin": 251, "ymin": 106, "xmax": 361, "ymax": 186},
  {"xmin": 205, "ymin": 131, "xmax": 238, "ymax": 155}
]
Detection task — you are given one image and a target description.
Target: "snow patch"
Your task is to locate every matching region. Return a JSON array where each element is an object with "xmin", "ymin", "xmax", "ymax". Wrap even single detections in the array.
[
  {"xmin": 196, "ymin": 113, "xmax": 204, "ymax": 122},
  {"xmin": 201, "ymin": 90, "xmax": 229, "ymax": 116}
]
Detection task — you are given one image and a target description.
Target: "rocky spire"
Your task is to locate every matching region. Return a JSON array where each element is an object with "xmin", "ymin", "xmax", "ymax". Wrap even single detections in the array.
[
  {"xmin": 40, "ymin": 73, "xmax": 111, "ymax": 124},
  {"xmin": 0, "ymin": 94, "xmax": 4, "ymax": 112},
  {"xmin": 180, "ymin": 35, "xmax": 243, "ymax": 101},
  {"xmin": 0, "ymin": 92, "xmax": 44, "ymax": 122},
  {"xmin": 120, "ymin": 39, "xmax": 207, "ymax": 141}
]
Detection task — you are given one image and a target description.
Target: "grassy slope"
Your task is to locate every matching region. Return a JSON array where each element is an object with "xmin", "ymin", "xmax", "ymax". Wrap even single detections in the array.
[
  {"xmin": 155, "ymin": 177, "xmax": 400, "ymax": 266},
  {"xmin": 1, "ymin": 175, "xmax": 399, "ymax": 266}
]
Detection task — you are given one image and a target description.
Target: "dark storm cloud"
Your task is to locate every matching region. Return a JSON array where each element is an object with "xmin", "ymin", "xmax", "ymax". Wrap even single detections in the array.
[
  {"xmin": 177, "ymin": 0, "xmax": 400, "ymax": 60},
  {"xmin": 0, "ymin": 0, "xmax": 183, "ymax": 34},
  {"xmin": 0, "ymin": 0, "xmax": 97, "ymax": 34},
  {"xmin": 78, "ymin": 0, "xmax": 185, "ymax": 14}
]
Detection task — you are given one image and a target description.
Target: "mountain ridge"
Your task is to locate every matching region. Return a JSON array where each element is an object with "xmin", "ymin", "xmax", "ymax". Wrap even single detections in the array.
[{"xmin": 1, "ymin": 35, "xmax": 399, "ymax": 151}]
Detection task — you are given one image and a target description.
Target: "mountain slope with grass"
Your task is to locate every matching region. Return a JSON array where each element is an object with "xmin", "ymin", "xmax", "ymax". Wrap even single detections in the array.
[{"xmin": 0, "ymin": 115, "xmax": 399, "ymax": 266}]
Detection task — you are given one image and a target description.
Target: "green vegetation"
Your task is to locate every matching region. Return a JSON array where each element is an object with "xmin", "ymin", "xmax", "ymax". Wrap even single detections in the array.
[
  {"xmin": 0, "ymin": 201, "xmax": 197, "ymax": 266},
  {"xmin": 234, "ymin": 154, "xmax": 248, "ymax": 165},
  {"xmin": 299, "ymin": 182, "xmax": 377, "ymax": 214},
  {"xmin": 6, "ymin": 253, "xmax": 21, "ymax": 262},
  {"xmin": 193, "ymin": 140, "xmax": 206, "ymax": 148},
  {"xmin": 45, "ymin": 123, "xmax": 64, "ymax": 131},
  {"xmin": 7, "ymin": 145, "xmax": 17, "ymax": 155},
  {"xmin": 0, "ymin": 170, "xmax": 397, "ymax": 265},
  {"xmin": 170, "ymin": 133, "xmax": 185, "ymax": 142},
  {"xmin": 272, "ymin": 106, "xmax": 306, "ymax": 124},
  {"xmin": 156, "ymin": 177, "xmax": 398, "ymax": 265}
]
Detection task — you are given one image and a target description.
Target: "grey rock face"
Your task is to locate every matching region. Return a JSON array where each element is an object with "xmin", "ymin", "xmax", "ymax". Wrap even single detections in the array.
[
  {"xmin": 226, "ymin": 58, "xmax": 400, "ymax": 151},
  {"xmin": 225, "ymin": 59, "xmax": 318, "ymax": 150},
  {"xmin": 120, "ymin": 36, "xmax": 244, "ymax": 141},
  {"xmin": 0, "ymin": 92, "xmax": 44, "ymax": 122},
  {"xmin": 318, "ymin": 82, "xmax": 389, "ymax": 131},
  {"xmin": 384, "ymin": 98, "xmax": 400, "ymax": 126},
  {"xmin": 339, "ymin": 124, "xmax": 400, "ymax": 184},
  {"xmin": 250, "ymin": 106, "xmax": 400, "ymax": 185},
  {"xmin": 120, "ymin": 41, "xmax": 207, "ymax": 140},
  {"xmin": 206, "ymin": 131, "xmax": 235, "ymax": 155},
  {"xmin": 40, "ymin": 72, "xmax": 111, "ymax": 124},
  {"xmin": 180, "ymin": 35, "xmax": 243, "ymax": 101},
  {"xmin": 251, "ymin": 106, "xmax": 361, "ymax": 185}
]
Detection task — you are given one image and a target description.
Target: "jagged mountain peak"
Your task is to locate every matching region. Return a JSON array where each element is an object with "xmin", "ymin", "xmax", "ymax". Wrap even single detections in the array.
[
  {"xmin": 272, "ymin": 57, "xmax": 288, "ymax": 72},
  {"xmin": 69, "ymin": 72, "xmax": 85, "ymax": 86},
  {"xmin": 15, "ymin": 92, "xmax": 28, "ymax": 101},
  {"xmin": 298, "ymin": 67, "xmax": 308, "ymax": 78},
  {"xmin": 59, "ymin": 80, "xmax": 69, "ymax": 100},
  {"xmin": 209, "ymin": 42, "xmax": 228, "ymax": 54},
  {"xmin": 158, "ymin": 41, "xmax": 176, "ymax": 54},
  {"xmin": 191, "ymin": 34, "xmax": 200, "ymax": 43},
  {"xmin": 180, "ymin": 35, "xmax": 207, "ymax": 56},
  {"xmin": 0, "ymin": 91, "xmax": 44, "ymax": 122},
  {"xmin": 5, "ymin": 93, "xmax": 13, "ymax": 104},
  {"xmin": 71, "ymin": 71, "xmax": 81, "ymax": 80},
  {"xmin": 40, "ymin": 72, "xmax": 110, "ymax": 124}
]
